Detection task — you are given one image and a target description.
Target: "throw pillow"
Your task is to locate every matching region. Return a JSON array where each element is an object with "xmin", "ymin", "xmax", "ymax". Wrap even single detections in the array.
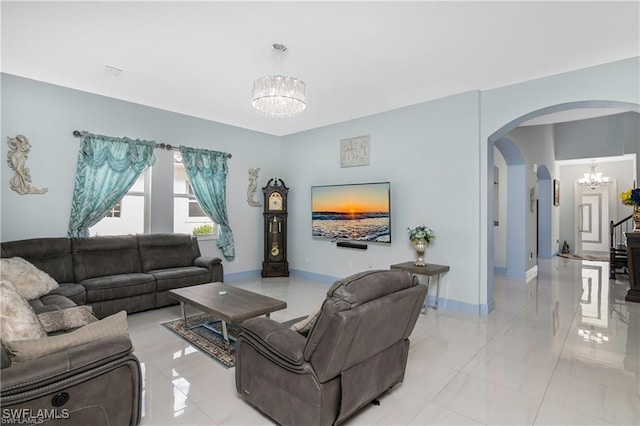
[
  {"xmin": 0, "ymin": 257, "xmax": 59, "ymax": 300},
  {"xmin": 6, "ymin": 310, "xmax": 129, "ymax": 365},
  {"xmin": 0, "ymin": 280, "xmax": 47, "ymax": 342},
  {"xmin": 290, "ymin": 305, "xmax": 322, "ymax": 336},
  {"xmin": 37, "ymin": 306, "xmax": 97, "ymax": 333}
]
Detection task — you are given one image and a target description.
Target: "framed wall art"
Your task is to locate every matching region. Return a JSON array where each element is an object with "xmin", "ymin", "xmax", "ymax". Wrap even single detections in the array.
[
  {"xmin": 340, "ymin": 135, "xmax": 370, "ymax": 167},
  {"xmin": 553, "ymin": 179, "xmax": 560, "ymax": 206}
]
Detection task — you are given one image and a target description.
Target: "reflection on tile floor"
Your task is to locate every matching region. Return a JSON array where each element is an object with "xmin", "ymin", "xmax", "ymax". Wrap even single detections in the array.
[{"xmin": 130, "ymin": 258, "xmax": 640, "ymax": 425}]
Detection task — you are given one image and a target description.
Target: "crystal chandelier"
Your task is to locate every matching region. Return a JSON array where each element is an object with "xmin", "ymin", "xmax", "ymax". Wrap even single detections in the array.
[
  {"xmin": 252, "ymin": 44, "xmax": 306, "ymax": 118},
  {"xmin": 578, "ymin": 161, "xmax": 610, "ymax": 190}
]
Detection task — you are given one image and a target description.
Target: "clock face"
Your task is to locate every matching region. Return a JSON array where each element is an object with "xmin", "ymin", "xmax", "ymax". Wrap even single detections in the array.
[{"xmin": 268, "ymin": 192, "xmax": 283, "ymax": 211}]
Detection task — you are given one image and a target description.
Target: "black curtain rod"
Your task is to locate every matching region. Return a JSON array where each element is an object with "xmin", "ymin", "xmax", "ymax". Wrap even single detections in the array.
[{"xmin": 72, "ymin": 130, "xmax": 232, "ymax": 158}]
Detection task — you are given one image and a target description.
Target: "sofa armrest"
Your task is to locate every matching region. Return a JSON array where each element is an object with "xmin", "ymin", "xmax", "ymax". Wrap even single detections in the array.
[
  {"xmin": 1, "ymin": 335, "xmax": 135, "ymax": 397},
  {"xmin": 240, "ymin": 317, "xmax": 307, "ymax": 368},
  {"xmin": 194, "ymin": 256, "xmax": 223, "ymax": 281}
]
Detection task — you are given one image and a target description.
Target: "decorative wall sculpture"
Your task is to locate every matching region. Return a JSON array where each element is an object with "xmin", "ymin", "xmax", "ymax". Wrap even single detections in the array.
[
  {"xmin": 247, "ymin": 167, "xmax": 262, "ymax": 207},
  {"xmin": 6, "ymin": 135, "xmax": 48, "ymax": 195},
  {"xmin": 340, "ymin": 135, "xmax": 370, "ymax": 167}
]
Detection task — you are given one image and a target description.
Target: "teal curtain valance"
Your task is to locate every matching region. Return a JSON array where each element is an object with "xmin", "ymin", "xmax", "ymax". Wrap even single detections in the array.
[
  {"xmin": 68, "ymin": 133, "xmax": 156, "ymax": 237},
  {"xmin": 179, "ymin": 146, "xmax": 235, "ymax": 260}
]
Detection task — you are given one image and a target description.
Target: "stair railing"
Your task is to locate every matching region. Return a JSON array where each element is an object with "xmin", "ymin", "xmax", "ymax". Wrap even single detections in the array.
[
  {"xmin": 610, "ymin": 214, "xmax": 633, "ymax": 278},
  {"xmin": 610, "ymin": 214, "xmax": 633, "ymax": 249}
]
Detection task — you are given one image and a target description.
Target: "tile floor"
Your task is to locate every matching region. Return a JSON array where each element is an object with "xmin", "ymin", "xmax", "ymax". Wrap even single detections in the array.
[{"xmin": 129, "ymin": 257, "xmax": 640, "ymax": 425}]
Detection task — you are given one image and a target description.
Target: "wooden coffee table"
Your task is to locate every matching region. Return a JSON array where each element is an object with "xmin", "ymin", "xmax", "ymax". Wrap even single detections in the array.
[{"xmin": 168, "ymin": 282, "xmax": 287, "ymax": 345}]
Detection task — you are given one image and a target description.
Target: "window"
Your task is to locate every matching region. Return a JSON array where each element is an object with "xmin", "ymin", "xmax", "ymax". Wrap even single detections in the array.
[
  {"xmin": 87, "ymin": 152, "xmax": 218, "ymax": 237},
  {"xmin": 187, "ymin": 182, "xmax": 207, "ymax": 217},
  {"xmin": 89, "ymin": 171, "xmax": 146, "ymax": 236},
  {"xmin": 105, "ymin": 202, "xmax": 122, "ymax": 218},
  {"xmin": 173, "ymin": 152, "xmax": 216, "ymax": 236}
]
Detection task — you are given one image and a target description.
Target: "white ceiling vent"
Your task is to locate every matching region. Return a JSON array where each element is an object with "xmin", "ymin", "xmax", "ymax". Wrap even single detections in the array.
[{"xmin": 103, "ymin": 64, "xmax": 124, "ymax": 78}]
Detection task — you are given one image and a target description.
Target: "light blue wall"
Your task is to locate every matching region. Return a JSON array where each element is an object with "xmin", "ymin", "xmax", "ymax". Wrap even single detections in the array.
[
  {"xmin": 283, "ymin": 91, "xmax": 483, "ymax": 312},
  {"xmin": 481, "ymin": 56, "xmax": 640, "ymax": 308},
  {"xmin": 505, "ymin": 124, "xmax": 559, "ymax": 269},
  {"xmin": 493, "ymin": 150, "xmax": 507, "ymax": 270},
  {"xmin": 506, "ymin": 164, "xmax": 527, "ymax": 277},
  {"xmin": 537, "ymin": 166, "xmax": 553, "ymax": 259},
  {"xmin": 554, "ymin": 112, "xmax": 639, "ymax": 160},
  {"xmin": 0, "ymin": 73, "xmax": 282, "ymax": 275},
  {"xmin": 2, "ymin": 57, "xmax": 639, "ymax": 315},
  {"xmin": 494, "ymin": 137, "xmax": 526, "ymax": 278}
]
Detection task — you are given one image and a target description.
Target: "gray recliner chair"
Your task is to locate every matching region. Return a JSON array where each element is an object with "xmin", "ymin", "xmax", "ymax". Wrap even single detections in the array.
[
  {"xmin": 1, "ymin": 335, "xmax": 141, "ymax": 426},
  {"xmin": 235, "ymin": 269, "xmax": 427, "ymax": 425}
]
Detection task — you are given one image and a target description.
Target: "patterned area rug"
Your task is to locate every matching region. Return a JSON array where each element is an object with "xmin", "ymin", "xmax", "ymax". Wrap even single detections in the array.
[
  {"xmin": 558, "ymin": 253, "xmax": 609, "ymax": 262},
  {"xmin": 162, "ymin": 313, "xmax": 241, "ymax": 368}
]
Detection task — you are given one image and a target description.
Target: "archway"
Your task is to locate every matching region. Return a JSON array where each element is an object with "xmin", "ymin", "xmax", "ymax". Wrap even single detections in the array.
[{"xmin": 485, "ymin": 100, "xmax": 640, "ymax": 314}]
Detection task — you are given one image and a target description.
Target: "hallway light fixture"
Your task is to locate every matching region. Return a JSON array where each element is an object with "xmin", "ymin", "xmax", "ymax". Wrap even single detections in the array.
[
  {"xmin": 578, "ymin": 161, "xmax": 610, "ymax": 190},
  {"xmin": 251, "ymin": 44, "xmax": 306, "ymax": 118}
]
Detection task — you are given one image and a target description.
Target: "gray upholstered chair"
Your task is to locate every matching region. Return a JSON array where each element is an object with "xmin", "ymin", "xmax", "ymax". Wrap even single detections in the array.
[
  {"xmin": 235, "ymin": 269, "xmax": 427, "ymax": 425},
  {"xmin": 1, "ymin": 335, "xmax": 141, "ymax": 426}
]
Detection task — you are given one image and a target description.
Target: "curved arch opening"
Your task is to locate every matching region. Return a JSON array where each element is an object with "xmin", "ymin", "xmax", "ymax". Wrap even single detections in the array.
[{"xmin": 486, "ymin": 100, "xmax": 640, "ymax": 313}]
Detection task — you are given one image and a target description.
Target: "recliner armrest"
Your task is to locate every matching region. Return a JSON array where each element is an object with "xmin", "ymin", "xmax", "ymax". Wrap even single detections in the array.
[
  {"xmin": 193, "ymin": 256, "xmax": 221, "ymax": 268},
  {"xmin": 1, "ymin": 335, "xmax": 135, "ymax": 396},
  {"xmin": 193, "ymin": 256, "xmax": 223, "ymax": 281},
  {"xmin": 240, "ymin": 317, "xmax": 306, "ymax": 367}
]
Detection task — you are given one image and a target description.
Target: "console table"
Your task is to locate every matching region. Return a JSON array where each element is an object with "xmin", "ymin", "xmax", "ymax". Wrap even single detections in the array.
[{"xmin": 390, "ymin": 262, "xmax": 450, "ymax": 310}]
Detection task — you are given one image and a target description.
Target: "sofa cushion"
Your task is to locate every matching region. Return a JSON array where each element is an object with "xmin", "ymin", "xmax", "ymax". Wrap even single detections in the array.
[
  {"xmin": 0, "ymin": 280, "xmax": 47, "ymax": 342},
  {"xmin": 150, "ymin": 266, "xmax": 211, "ymax": 292},
  {"xmin": 47, "ymin": 283, "xmax": 87, "ymax": 305},
  {"xmin": 5, "ymin": 311, "xmax": 128, "ymax": 365},
  {"xmin": 0, "ymin": 237, "xmax": 75, "ymax": 284},
  {"xmin": 37, "ymin": 306, "xmax": 97, "ymax": 333},
  {"xmin": 29, "ymin": 293, "xmax": 78, "ymax": 314},
  {"xmin": 138, "ymin": 233, "xmax": 199, "ymax": 272},
  {"xmin": 0, "ymin": 257, "xmax": 59, "ymax": 300},
  {"xmin": 72, "ymin": 235, "xmax": 142, "ymax": 281},
  {"xmin": 80, "ymin": 273, "xmax": 156, "ymax": 303}
]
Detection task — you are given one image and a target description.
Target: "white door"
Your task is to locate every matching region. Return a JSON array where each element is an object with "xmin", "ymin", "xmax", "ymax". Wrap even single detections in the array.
[{"xmin": 581, "ymin": 185, "xmax": 609, "ymax": 253}]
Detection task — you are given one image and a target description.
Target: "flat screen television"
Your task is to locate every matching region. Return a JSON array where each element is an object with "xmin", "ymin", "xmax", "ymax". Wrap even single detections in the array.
[{"xmin": 311, "ymin": 182, "xmax": 391, "ymax": 243}]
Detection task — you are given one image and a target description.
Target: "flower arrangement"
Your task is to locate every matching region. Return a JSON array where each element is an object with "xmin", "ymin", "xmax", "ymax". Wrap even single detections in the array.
[
  {"xmin": 407, "ymin": 225, "xmax": 435, "ymax": 244},
  {"xmin": 620, "ymin": 188, "xmax": 640, "ymax": 207}
]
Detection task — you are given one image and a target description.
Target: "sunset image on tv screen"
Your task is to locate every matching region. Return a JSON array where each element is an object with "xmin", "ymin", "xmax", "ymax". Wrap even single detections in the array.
[{"xmin": 311, "ymin": 182, "xmax": 390, "ymax": 243}]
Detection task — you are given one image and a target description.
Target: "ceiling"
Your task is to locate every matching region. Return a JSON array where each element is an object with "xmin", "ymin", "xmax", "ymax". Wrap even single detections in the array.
[{"xmin": 1, "ymin": 1, "xmax": 639, "ymax": 136}]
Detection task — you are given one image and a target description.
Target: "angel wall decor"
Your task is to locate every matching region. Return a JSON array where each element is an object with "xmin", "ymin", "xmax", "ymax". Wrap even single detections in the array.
[
  {"xmin": 6, "ymin": 135, "xmax": 48, "ymax": 195},
  {"xmin": 247, "ymin": 167, "xmax": 262, "ymax": 207}
]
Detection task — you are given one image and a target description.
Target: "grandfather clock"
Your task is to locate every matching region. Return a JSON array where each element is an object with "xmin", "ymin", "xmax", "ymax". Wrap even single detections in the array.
[{"xmin": 261, "ymin": 178, "xmax": 289, "ymax": 278}]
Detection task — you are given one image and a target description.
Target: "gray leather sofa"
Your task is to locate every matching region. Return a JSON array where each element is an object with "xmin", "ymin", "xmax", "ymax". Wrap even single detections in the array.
[
  {"xmin": 235, "ymin": 269, "xmax": 427, "ymax": 426},
  {"xmin": 1, "ymin": 233, "xmax": 224, "ymax": 318},
  {"xmin": 0, "ymin": 233, "xmax": 222, "ymax": 425},
  {"xmin": 1, "ymin": 334, "xmax": 141, "ymax": 426}
]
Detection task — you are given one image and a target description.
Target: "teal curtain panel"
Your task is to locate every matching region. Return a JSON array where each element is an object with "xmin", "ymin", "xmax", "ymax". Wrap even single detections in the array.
[
  {"xmin": 179, "ymin": 146, "xmax": 235, "ymax": 260},
  {"xmin": 68, "ymin": 133, "xmax": 156, "ymax": 237}
]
